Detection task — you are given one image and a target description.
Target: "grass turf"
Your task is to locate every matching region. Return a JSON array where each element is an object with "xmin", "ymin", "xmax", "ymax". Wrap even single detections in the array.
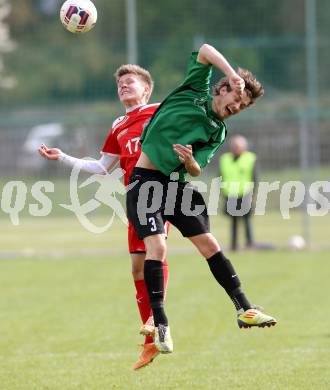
[{"xmin": 0, "ymin": 215, "xmax": 329, "ymax": 389}]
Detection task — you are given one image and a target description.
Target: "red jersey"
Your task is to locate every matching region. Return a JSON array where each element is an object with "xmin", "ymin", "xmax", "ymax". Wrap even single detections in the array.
[{"xmin": 102, "ymin": 103, "xmax": 159, "ymax": 186}]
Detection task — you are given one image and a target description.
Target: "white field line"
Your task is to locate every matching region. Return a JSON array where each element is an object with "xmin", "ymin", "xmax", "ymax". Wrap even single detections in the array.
[
  {"xmin": 0, "ymin": 347, "xmax": 328, "ymax": 361},
  {"xmin": 0, "ymin": 246, "xmax": 197, "ymax": 260}
]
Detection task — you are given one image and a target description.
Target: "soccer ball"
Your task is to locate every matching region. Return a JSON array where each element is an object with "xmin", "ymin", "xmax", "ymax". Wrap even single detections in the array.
[
  {"xmin": 288, "ymin": 235, "xmax": 306, "ymax": 250},
  {"xmin": 60, "ymin": 0, "xmax": 97, "ymax": 34}
]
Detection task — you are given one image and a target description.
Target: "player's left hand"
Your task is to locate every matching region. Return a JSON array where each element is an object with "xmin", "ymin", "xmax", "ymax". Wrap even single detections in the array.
[
  {"xmin": 173, "ymin": 144, "xmax": 201, "ymax": 176},
  {"xmin": 173, "ymin": 144, "xmax": 193, "ymax": 164}
]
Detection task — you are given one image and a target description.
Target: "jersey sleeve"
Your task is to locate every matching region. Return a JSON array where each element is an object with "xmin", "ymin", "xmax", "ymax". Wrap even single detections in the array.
[
  {"xmin": 193, "ymin": 129, "xmax": 227, "ymax": 170},
  {"xmin": 180, "ymin": 52, "xmax": 213, "ymax": 93},
  {"xmin": 101, "ymin": 128, "xmax": 121, "ymax": 155},
  {"xmin": 101, "ymin": 115, "xmax": 127, "ymax": 155},
  {"xmin": 193, "ymin": 141, "xmax": 220, "ymax": 170}
]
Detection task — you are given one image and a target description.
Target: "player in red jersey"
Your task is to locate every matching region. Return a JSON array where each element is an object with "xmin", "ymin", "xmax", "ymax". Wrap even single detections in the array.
[{"xmin": 39, "ymin": 64, "xmax": 169, "ymax": 370}]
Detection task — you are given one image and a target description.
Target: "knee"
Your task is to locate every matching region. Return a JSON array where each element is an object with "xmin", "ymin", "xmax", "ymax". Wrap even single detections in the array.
[
  {"xmin": 196, "ymin": 234, "xmax": 221, "ymax": 259},
  {"xmin": 130, "ymin": 253, "xmax": 146, "ymax": 281},
  {"xmin": 203, "ymin": 242, "xmax": 221, "ymax": 259},
  {"xmin": 146, "ymin": 242, "xmax": 167, "ymax": 260},
  {"xmin": 144, "ymin": 234, "xmax": 167, "ymax": 260},
  {"xmin": 131, "ymin": 266, "xmax": 144, "ymax": 281}
]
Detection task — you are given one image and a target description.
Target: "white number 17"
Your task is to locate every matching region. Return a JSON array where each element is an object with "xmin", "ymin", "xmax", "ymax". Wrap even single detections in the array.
[{"xmin": 126, "ymin": 137, "xmax": 140, "ymax": 155}]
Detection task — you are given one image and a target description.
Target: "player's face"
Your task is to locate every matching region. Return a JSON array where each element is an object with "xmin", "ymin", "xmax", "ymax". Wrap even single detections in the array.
[
  {"xmin": 117, "ymin": 74, "xmax": 150, "ymax": 107},
  {"xmin": 212, "ymin": 87, "xmax": 252, "ymax": 120}
]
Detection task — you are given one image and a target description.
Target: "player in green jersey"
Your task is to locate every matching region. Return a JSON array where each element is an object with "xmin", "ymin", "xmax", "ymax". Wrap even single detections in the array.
[{"xmin": 127, "ymin": 43, "xmax": 276, "ymax": 354}]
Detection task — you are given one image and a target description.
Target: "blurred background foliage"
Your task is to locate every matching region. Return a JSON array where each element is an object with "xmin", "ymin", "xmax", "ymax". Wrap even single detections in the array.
[
  {"xmin": 0, "ymin": 0, "xmax": 329, "ymax": 175},
  {"xmin": 1, "ymin": 0, "xmax": 329, "ymax": 105}
]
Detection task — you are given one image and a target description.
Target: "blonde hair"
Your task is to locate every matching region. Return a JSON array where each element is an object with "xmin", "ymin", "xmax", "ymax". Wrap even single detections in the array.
[
  {"xmin": 114, "ymin": 64, "xmax": 154, "ymax": 100},
  {"xmin": 213, "ymin": 68, "xmax": 264, "ymax": 106}
]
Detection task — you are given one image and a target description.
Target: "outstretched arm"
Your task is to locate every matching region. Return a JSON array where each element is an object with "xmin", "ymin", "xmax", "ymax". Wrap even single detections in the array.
[
  {"xmin": 38, "ymin": 143, "xmax": 119, "ymax": 174},
  {"xmin": 197, "ymin": 44, "xmax": 245, "ymax": 95}
]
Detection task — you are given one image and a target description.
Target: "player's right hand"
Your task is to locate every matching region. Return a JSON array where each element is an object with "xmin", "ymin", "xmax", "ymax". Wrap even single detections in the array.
[
  {"xmin": 229, "ymin": 73, "xmax": 245, "ymax": 96},
  {"xmin": 38, "ymin": 143, "xmax": 62, "ymax": 160}
]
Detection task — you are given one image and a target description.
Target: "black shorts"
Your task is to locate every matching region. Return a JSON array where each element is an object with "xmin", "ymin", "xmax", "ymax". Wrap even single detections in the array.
[{"xmin": 126, "ymin": 167, "xmax": 210, "ymax": 240}]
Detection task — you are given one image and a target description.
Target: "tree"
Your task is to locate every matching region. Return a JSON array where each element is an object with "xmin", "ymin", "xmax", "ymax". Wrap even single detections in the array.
[{"xmin": 0, "ymin": 0, "xmax": 16, "ymax": 89}]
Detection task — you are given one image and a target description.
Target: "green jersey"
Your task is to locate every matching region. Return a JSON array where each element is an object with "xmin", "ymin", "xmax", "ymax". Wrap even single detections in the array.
[{"xmin": 140, "ymin": 52, "xmax": 227, "ymax": 179}]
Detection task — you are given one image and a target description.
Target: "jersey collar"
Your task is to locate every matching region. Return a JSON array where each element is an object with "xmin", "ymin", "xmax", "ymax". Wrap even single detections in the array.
[
  {"xmin": 207, "ymin": 96, "xmax": 224, "ymax": 125},
  {"xmin": 126, "ymin": 103, "xmax": 144, "ymax": 113}
]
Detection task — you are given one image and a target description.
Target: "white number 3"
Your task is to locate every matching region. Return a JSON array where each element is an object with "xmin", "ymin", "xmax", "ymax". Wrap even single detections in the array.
[{"xmin": 148, "ymin": 217, "xmax": 157, "ymax": 232}]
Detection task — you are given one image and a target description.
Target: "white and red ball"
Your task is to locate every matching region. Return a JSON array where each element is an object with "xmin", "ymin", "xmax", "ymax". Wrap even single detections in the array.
[{"xmin": 60, "ymin": 0, "xmax": 97, "ymax": 34}]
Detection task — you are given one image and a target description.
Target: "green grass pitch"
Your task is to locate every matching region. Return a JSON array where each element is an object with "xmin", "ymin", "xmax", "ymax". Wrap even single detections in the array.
[{"xmin": 0, "ymin": 215, "xmax": 329, "ymax": 389}]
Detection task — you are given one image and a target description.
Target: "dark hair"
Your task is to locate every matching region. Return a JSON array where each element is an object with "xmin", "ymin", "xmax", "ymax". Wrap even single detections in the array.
[{"xmin": 212, "ymin": 68, "xmax": 264, "ymax": 105}]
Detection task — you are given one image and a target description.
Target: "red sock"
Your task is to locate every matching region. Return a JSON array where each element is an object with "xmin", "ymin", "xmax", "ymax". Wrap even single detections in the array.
[
  {"xmin": 162, "ymin": 258, "xmax": 169, "ymax": 301},
  {"xmin": 134, "ymin": 279, "xmax": 153, "ymax": 344}
]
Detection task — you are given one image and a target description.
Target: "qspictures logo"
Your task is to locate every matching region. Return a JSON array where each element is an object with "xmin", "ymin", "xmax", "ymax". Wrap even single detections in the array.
[
  {"xmin": 1, "ymin": 158, "xmax": 330, "ymax": 233},
  {"xmin": 0, "ymin": 159, "xmax": 135, "ymax": 233}
]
